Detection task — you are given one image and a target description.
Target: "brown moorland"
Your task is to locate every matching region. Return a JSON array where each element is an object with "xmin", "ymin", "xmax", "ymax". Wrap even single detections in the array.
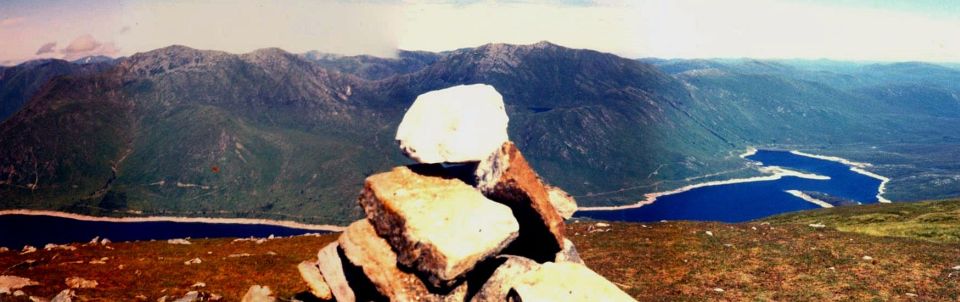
[{"xmin": 2, "ymin": 200, "xmax": 960, "ymax": 301}]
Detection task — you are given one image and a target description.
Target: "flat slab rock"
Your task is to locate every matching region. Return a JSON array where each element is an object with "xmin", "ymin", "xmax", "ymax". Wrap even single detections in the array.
[
  {"xmin": 395, "ymin": 84, "xmax": 509, "ymax": 164},
  {"xmin": 314, "ymin": 242, "xmax": 355, "ymax": 302},
  {"xmin": 476, "ymin": 141, "xmax": 565, "ymax": 260},
  {"xmin": 339, "ymin": 219, "xmax": 467, "ymax": 301},
  {"xmin": 359, "ymin": 165, "xmax": 520, "ymax": 287},
  {"xmin": 297, "ymin": 261, "xmax": 333, "ymax": 300},
  {"xmin": 507, "ymin": 262, "xmax": 636, "ymax": 302}
]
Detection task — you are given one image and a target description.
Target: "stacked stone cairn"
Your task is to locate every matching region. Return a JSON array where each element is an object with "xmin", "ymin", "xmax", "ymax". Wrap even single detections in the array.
[{"xmin": 297, "ymin": 84, "xmax": 636, "ymax": 301}]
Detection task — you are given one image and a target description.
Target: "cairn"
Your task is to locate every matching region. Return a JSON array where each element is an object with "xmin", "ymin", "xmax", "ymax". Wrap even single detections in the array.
[{"xmin": 297, "ymin": 84, "xmax": 635, "ymax": 301}]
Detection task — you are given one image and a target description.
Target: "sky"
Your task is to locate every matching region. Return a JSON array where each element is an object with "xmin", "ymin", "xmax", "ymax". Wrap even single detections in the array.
[{"xmin": 1, "ymin": 0, "xmax": 960, "ymax": 65}]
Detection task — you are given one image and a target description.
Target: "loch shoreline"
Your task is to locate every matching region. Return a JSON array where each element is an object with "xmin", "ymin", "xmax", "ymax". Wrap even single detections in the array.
[
  {"xmin": 579, "ymin": 148, "xmax": 891, "ymax": 212},
  {"xmin": 0, "ymin": 209, "xmax": 346, "ymax": 232}
]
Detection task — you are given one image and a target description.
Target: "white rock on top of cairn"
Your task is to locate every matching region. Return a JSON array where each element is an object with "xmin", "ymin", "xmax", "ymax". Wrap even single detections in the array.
[{"xmin": 395, "ymin": 84, "xmax": 509, "ymax": 164}]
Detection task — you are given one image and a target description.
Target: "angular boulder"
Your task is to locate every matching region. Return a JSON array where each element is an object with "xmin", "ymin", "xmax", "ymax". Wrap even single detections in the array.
[
  {"xmin": 475, "ymin": 141, "xmax": 565, "ymax": 261},
  {"xmin": 554, "ymin": 239, "xmax": 585, "ymax": 265},
  {"xmin": 469, "ymin": 256, "xmax": 540, "ymax": 302},
  {"xmin": 359, "ymin": 166, "xmax": 520, "ymax": 288},
  {"xmin": 546, "ymin": 185, "xmax": 578, "ymax": 219},
  {"xmin": 339, "ymin": 219, "xmax": 467, "ymax": 301},
  {"xmin": 395, "ymin": 84, "xmax": 509, "ymax": 164},
  {"xmin": 296, "ymin": 261, "xmax": 332, "ymax": 300},
  {"xmin": 314, "ymin": 242, "xmax": 355, "ymax": 302},
  {"xmin": 507, "ymin": 262, "xmax": 635, "ymax": 302}
]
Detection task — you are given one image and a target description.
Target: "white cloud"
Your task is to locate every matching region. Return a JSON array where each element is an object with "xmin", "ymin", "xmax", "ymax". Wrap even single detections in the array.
[
  {"xmin": 60, "ymin": 34, "xmax": 120, "ymax": 60},
  {"xmin": 3, "ymin": 0, "xmax": 960, "ymax": 63},
  {"xmin": 0, "ymin": 17, "xmax": 25, "ymax": 27}
]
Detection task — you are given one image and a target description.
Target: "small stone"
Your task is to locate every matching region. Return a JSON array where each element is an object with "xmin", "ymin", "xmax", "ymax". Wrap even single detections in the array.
[
  {"xmin": 475, "ymin": 142, "xmax": 565, "ymax": 261},
  {"xmin": 20, "ymin": 245, "xmax": 36, "ymax": 254},
  {"xmin": 135, "ymin": 294, "xmax": 148, "ymax": 300},
  {"xmin": 705, "ymin": 231, "xmax": 714, "ymax": 236},
  {"xmin": 65, "ymin": 277, "xmax": 98, "ymax": 289},
  {"xmin": 184, "ymin": 258, "xmax": 202, "ymax": 265},
  {"xmin": 339, "ymin": 219, "xmax": 466, "ymax": 300},
  {"xmin": 0, "ymin": 275, "xmax": 39, "ymax": 294},
  {"xmin": 172, "ymin": 291, "xmax": 199, "ymax": 302},
  {"xmin": 51, "ymin": 289, "xmax": 75, "ymax": 302},
  {"xmin": 395, "ymin": 84, "xmax": 509, "ymax": 164},
  {"xmin": 241, "ymin": 285, "xmax": 275, "ymax": 302},
  {"xmin": 359, "ymin": 166, "xmax": 519, "ymax": 287},
  {"xmin": 167, "ymin": 239, "xmax": 192, "ymax": 245},
  {"xmin": 554, "ymin": 239, "xmax": 584, "ymax": 265},
  {"xmin": 314, "ymin": 243, "xmax": 355, "ymax": 302},
  {"xmin": 13, "ymin": 290, "xmax": 25, "ymax": 296},
  {"xmin": 296, "ymin": 261, "xmax": 332, "ymax": 300},
  {"xmin": 470, "ymin": 256, "xmax": 540, "ymax": 302},
  {"xmin": 905, "ymin": 293, "xmax": 918, "ymax": 297},
  {"xmin": 713, "ymin": 288, "xmax": 725, "ymax": 293},
  {"xmin": 88, "ymin": 236, "xmax": 100, "ymax": 245},
  {"xmin": 808, "ymin": 223, "xmax": 826, "ymax": 228},
  {"xmin": 595, "ymin": 222, "xmax": 610, "ymax": 228},
  {"xmin": 0, "ymin": 247, "xmax": 8, "ymax": 253},
  {"xmin": 100, "ymin": 238, "xmax": 111, "ymax": 245},
  {"xmin": 546, "ymin": 185, "xmax": 578, "ymax": 219},
  {"xmin": 507, "ymin": 262, "xmax": 635, "ymax": 301},
  {"xmin": 191, "ymin": 282, "xmax": 206, "ymax": 288},
  {"xmin": 44, "ymin": 244, "xmax": 77, "ymax": 251},
  {"xmin": 862, "ymin": 256, "xmax": 874, "ymax": 261},
  {"xmin": 952, "ymin": 265, "xmax": 960, "ymax": 270}
]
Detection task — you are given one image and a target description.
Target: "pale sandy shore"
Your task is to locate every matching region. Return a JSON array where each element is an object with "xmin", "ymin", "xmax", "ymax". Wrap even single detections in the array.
[
  {"xmin": 789, "ymin": 150, "xmax": 892, "ymax": 203},
  {"xmin": 579, "ymin": 165, "xmax": 831, "ymax": 211},
  {"xmin": 784, "ymin": 190, "xmax": 834, "ymax": 208},
  {"xmin": 0, "ymin": 209, "xmax": 345, "ymax": 232}
]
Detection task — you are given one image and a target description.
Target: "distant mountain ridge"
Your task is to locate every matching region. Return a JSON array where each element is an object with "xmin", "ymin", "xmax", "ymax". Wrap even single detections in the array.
[{"xmin": 2, "ymin": 42, "xmax": 960, "ymax": 224}]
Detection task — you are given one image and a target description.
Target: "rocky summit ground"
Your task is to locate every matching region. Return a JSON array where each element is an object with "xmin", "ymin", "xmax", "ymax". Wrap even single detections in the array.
[{"xmin": 2, "ymin": 199, "xmax": 960, "ymax": 301}]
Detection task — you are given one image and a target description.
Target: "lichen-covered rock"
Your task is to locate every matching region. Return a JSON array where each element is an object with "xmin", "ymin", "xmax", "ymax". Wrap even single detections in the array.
[
  {"xmin": 546, "ymin": 185, "xmax": 578, "ymax": 219},
  {"xmin": 469, "ymin": 256, "xmax": 540, "ymax": 302},
  {"xmin": 554, "ymin": 239, "xmax": 585, "ymax": 264},
  {"xmin": 297, "ymin": 261, "xmax": 332, "ymax": 300},
  {"xmin": 359, "ymin": 166, "xmax": 519, "ymax": 287},
  {"xmin": 339, "ymin": 219, "xmax": 467, "ymax": 301},
  {"xmin": 476, "ymin": 141, "xmax": 565, "ymax": 261},
  {"xmin": 314, "ymin": 242, "xmax": 355, "ymax": 302},
  {"xmin": 395, "ymin": 84, "xmax": 509, "ymax": 164},
  {"xmin": 507, "ymin": 262, "xmax": 636, "ymax": 302}
]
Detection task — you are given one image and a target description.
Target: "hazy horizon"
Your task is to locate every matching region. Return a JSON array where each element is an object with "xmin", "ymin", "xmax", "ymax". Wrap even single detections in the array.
[{"xmin": 2, "ymin": 0, "xmax": 960, "ymax": 65}]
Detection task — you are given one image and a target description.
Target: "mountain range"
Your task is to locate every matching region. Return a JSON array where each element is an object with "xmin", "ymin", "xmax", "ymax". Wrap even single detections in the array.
[{"xmin": 2, "ymin": 41, "xmax": 959, "ymax": 224}]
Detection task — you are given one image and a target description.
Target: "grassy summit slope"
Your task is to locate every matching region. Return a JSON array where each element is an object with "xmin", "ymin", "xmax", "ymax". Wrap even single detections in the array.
[{"xmin": 2, "ymin": 200, "xmax": 959, "ymax": 301}]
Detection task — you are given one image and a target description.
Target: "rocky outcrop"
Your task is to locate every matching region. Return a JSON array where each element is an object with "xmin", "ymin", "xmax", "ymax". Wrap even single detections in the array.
[
  {"xmin": 476, "ymin": 141, "xmax": 566, "ymax": 261},
  {"xmin": 359, "ymin": 165, "xmax": 519, "ymax": 287},
  {"xmin": 296, "ymin": 84, "xmax": 634, "ymax": 301},
  {"xmin": 395, "ymin": 84, "xmax": 509, "ymax": 164}
]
